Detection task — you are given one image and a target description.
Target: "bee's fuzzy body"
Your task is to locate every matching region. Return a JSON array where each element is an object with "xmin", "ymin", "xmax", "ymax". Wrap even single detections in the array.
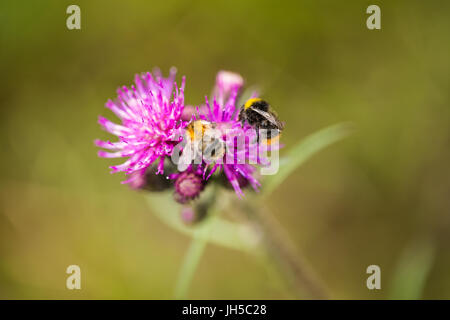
[{"xmin": 239, "ymin": 98, "xmax": 283, "ymax": 143}]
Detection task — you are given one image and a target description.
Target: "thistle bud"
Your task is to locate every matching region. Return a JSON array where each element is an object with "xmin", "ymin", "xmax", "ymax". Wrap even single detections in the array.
[{"xmin": 174, "ymin": 171, "xmax": 205, "ymax": 204}]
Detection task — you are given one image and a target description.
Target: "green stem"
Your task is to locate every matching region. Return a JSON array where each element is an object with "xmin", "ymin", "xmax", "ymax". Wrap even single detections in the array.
[{"xmin": 174, "ymin": 225, "xmax": 210, "ymax": 299}]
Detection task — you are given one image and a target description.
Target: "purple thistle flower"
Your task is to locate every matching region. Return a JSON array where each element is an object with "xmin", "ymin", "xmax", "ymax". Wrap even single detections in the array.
[{"xmin": 96, "ymin": 68, "xmax": 186, "ymax": 184}]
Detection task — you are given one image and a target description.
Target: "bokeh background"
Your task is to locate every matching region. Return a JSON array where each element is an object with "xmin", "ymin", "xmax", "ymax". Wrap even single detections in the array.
[{"xmin": 1, "ymin": 0, "xmax": 449, "ymax": 299}]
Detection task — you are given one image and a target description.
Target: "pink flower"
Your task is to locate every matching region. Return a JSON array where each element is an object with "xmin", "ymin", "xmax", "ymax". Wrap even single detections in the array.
[{"xmin": 96, "ymin": 68, "xmax": 186, "ymax": 184}]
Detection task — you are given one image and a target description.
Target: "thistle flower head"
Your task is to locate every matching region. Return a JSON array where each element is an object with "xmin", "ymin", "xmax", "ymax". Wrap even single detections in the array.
[{"xmin": 96, "ymin": 68, "xmax": 186, "ymax": 184}]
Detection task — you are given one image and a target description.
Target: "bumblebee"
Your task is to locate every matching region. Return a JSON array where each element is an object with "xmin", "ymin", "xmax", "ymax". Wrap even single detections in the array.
[
  {"xmin": 238, "ymin": 98, "xmax": 284, "ymax": 144},
  {"xmin": 183, "ymin": 120, "xmax": 226, "ymax": 165}
]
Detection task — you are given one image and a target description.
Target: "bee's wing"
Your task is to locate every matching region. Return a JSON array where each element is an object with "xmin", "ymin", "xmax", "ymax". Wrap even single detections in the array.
[{"xmin": 250, "ymin": 107, "xmax": 284, "ymax": 129}]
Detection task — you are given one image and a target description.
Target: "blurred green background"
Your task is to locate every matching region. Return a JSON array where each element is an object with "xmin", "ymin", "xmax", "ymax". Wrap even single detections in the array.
[{"xmin": 1, "ymin": 0, "xmax": 449, "ymax": 299}]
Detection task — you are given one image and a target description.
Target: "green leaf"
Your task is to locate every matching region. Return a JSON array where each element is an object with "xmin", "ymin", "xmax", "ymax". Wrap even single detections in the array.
[
  {"xmin": 388, "ymin": 237, "xmax": 435, "ymax": 299},
  {"xmin": 262, "ymin": 122, "xmax": 354, "ymax": 196},
  {"xmin": 146, "ymin": 193, "xmax": 259, "ymax": 253}
]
